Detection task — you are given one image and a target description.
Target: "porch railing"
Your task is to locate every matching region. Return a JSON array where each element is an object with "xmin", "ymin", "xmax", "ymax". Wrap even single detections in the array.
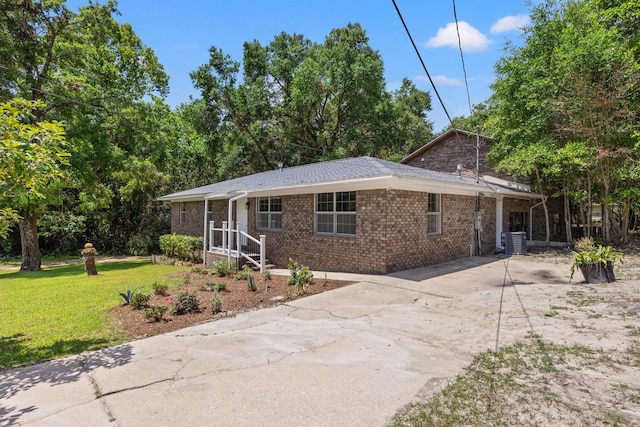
[{"xmin": 208, "ymin": 221, "xmax": 266, "ymax": 272}]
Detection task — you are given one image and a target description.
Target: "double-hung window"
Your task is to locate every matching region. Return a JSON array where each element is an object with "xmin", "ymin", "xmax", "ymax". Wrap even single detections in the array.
[
  {"xmin": 315, "ymin": 191, "xmax": 356, "ymax": 236},
  {"xmin": 427, "ymin": 193, "xmax": 441, "ymax": 235},
  {"xmin": 256, "ymin": 196, "xmax": 282, "ymax": 230},
  {"xmin": 179, "ymin": 202, "xmax": 186, "ymax": 224}
]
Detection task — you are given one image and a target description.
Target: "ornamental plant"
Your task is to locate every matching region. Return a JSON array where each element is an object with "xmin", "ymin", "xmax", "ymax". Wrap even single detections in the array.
[
  {"xmin": 287, "ymin": 258, "xmax": 313, "ymax": 295},
  {"xmin": 171, "ymin": 290, "xmax": 200, "ymax": 315},
  {"xmin": 569, "ymin": 236, "xmax": 624, "ymax": 281},
  {"xmin": 117, "ymin": 286, "xmax": 144, "ymax": 305},
  {"xmin": 143, "ymin": 306, "xmax": 168, "ymax": 322},
  {"xmin": 210, "ymin": 292, "xmax": 223, "ymax": 314}
]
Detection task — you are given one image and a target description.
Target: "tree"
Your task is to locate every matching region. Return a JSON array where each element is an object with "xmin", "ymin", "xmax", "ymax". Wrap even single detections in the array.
[
  {"xmin": 0, "ymin": 0, "xmax": 171, "ymax": 265},
  {"xmin": 190, "ymin": 23, "xmax": 433, "ymax": 176},
  {"xmin": 489, "ymin": 0, "xmax": 639, "ymax": 243},
  {"xmin": 0, "ymin": 99, "xmax": 68, "ymax": 270}
]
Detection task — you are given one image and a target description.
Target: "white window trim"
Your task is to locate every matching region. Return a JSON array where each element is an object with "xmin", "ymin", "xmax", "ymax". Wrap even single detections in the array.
[
  {"xmin": 427, "ymin": 193, "xmax": 442, "ymax": 235},
  {"xmin": 256, "ymin": 196, "xmax": 282, "ymax": 231},
  {"xmin": 179, "ymin": 202, "xmax": 186, "ymax": 225},
  {"xmin": 314, "ymin": 192, "xmax": 356, "ymax": 237}
]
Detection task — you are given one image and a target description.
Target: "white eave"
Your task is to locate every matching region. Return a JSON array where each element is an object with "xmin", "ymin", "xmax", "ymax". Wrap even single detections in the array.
[{"xmin": 203, "ymin": 174, "xmax": 494, "ymax": 200}]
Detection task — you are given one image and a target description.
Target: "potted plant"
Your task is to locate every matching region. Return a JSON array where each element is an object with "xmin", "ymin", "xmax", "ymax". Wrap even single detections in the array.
[{"xmin": 570, "ymin": 237, "xmax": 623, "ymax": 283}]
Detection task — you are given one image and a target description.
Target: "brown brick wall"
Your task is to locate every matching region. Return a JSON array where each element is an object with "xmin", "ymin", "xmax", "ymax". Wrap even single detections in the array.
[
  {"xmin": 248, "ymin": 192, "xmax": 388, "ymax": 274},
  {"xmin": 243, "ymin": 190, "xmax": 498, "ymax": 274},
  {"xmin": 171, "ymin": 201, "xmax": 204, "ymax": 236},
  {"xmin": 171, "ymin": 200, "xmax": 230, "ymax": 237},
  {"xmin": 405, "ymin": 133, "xmax": 526, "ymax": 183}
]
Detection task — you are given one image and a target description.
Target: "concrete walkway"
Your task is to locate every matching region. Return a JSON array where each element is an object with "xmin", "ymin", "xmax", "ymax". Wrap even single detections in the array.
[{"xmin": 0, "ymin": 254, "xmax": 573, "ymax": 426}]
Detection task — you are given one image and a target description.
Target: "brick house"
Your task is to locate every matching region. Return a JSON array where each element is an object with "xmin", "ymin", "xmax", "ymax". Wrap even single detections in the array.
[
  {"xmin": 401, "ymin": 129, "xmax": 566, "ymax": 244},
  {"xmin": 158, "ymin": 154, "xmax": 542, "ymax": 274}
]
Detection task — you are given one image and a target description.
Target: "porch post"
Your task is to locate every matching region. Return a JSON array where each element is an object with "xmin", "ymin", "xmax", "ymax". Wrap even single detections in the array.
[
  {"xmin": 203, "ymin": 199, "xmax": 208, "ymax": 265},
  {"xmin": 496, "ymin": 195, "xmax": 504, "ymax": 249},
  {"xmin": 227, "ymin": 199, "xmax": 233, "ymax": 263},
  {"xmin": 222, "ymin": 221, "xmax": 228, "ymax": 253},
  {"xmin": 209, "ymin": 221, "xmax": 214, "ymax": 251},
  {"xmin": 259, "ymin": 234, "xmax": 266, "ymax": 273}
]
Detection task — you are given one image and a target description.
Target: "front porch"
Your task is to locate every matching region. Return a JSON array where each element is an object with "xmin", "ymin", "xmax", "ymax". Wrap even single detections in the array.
[{"xmin": 205, "ymin": 220, "xmax": 267, "ymax": 272}]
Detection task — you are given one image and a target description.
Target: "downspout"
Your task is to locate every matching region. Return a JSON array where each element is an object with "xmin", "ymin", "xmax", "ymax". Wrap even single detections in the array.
[
  {"xmin": 203, "ymin": 198, "xmax": 209, "ymax": 266},
  {"xmin": 529, "ymin": 198, "xmax": 546, "ymax": 241},
  {"xmin": 227, "ymin": 192, "xmax": 248, "ymax": 263}
]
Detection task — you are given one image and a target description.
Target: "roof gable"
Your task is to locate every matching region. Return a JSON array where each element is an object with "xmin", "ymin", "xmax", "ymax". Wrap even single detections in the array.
[{"xmin": 400, "ymin": 129, "xmax": 492, "ymax": 165}]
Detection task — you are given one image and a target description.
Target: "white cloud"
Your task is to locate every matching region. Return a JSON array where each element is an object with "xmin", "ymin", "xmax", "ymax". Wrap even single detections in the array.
[
  {"xmin": 426, "ymin": 21, "xmax": 491, "ymax": 52},
  {"xmin": 416, "ymin": 75, "xmax": 462, "ymax": 86},
  {"xmin": 490, "ymin": 15, "xmax": 530, "ymax": 33}
]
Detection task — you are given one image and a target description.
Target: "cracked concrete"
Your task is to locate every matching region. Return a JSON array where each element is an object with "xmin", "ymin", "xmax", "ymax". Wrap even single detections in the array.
[{"xmin": 0, "ymin": 254, "xmax": 578, "ymax": 426}]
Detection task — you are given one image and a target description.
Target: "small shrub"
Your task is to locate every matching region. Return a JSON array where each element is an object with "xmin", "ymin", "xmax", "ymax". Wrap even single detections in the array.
[
  {"xmin": 236, "ymin": 265, "xmax": 253, "ymax": 281},
  {"xmin": 246, "ymin": 274, "xmax": 256, "ymax": 291},
  {"xmin": 117, "ymin": 286, "xmax": 143, "ymax": 305},
  {"xmin": 210, "ymin": 292, "xmax": 223, "ymax": 314},
  {"xmin": 213, "ymin": 260, "xmax": 236, "ymax": 277},
  {"xmin": 171, "ymin": 291, "xmax": 200, "ymax": 315},
  {"xmin": 143, "ymin": 306, "xmax": 168, "ymax": 322},
  {"xmin": 191, "ymin": 267, "xmax": 203, "ymax": 273},
  {"xmin": 182, "ymin": 273, "xmax": 192, "ymax": 286},
  {"xmin": 287, "ymin": 258, "xmax": 313, "ymax": 295},
  {"xmin": 152, "ymin": 281, "xmax": 169, "ymax": 296},
  {"xmin": 263, "ymin": 269, "xmax": 272, "ymax": 280},
  {"xmin": 130, "ymin": 292, "xmax": 151, "ymax": 310},
  {"xmin": 201, "ymin": 281, "xmax": 226, "ymax": 292}
]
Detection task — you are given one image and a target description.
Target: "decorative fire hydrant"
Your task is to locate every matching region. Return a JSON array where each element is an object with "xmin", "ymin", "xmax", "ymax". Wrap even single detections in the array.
[{"xmin": 82, "ymin": 242, "xmax": 98, "ymax": 276}]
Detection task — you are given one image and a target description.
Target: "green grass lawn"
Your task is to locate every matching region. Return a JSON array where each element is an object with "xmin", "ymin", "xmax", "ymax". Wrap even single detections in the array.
[{"xmin": 0, "ymin": 259, "xmax": 188, "ymax": 371}]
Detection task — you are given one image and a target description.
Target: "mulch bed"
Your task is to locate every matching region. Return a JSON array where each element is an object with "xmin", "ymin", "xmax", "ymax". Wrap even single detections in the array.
[{"xmin": 108, "ymin": 270, "xmax": 353, "ymax": 339}]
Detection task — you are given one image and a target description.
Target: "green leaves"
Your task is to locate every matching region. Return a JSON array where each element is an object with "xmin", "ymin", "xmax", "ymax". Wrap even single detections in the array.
[
  {"xmin": 190, "ymin": 23, "xmax": 433, "ymax": 176},
  {"xmin": 0, "ymin": 98, "xmax": 69, "ymax": 214}
]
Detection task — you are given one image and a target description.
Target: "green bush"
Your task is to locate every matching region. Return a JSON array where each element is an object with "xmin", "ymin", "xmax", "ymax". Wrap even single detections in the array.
[
  {"xmin": 287, "ymin": 258, "xmax": 313, "ymax": 295},
  {"xmin": 130, "ymin": 292, "xmax": 151, "ymax": 310},
  {"xmin": 263, "ymin": 269, "xmax": 272, "ymax": 280},
  {"xmin": 210, "ymin": 292, "xmax": 223, "ymax": 314},
  {"xmin": 213, "ymin": 260, "xmax": 236, "ymax": 277},
  {"xmin": 171, "ymin": 290, "xmax": 200, "ymax": 315},
  {"xmin": 152, "ymin": 281, "xmax": 169, "ymax": 296},
  {"xmin": 126, "ymin": 233, "xmax": 153, "ymax": 256},
  {"xmin": 143, "ymin": 306, "xmax": 168, "ymax": 322},
  {"xmin": 159, "ymin": 233, "xmax": 203, "ymax": 262}
]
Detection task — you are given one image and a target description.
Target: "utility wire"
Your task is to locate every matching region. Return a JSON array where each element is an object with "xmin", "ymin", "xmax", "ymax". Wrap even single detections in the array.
[
  {"xmin": 452, "ymin": 0, "xmax": 473, "ymax": 116},
  {"xmin": 391, "ymin": 0, "xmax": 456, "ymax": 130}
]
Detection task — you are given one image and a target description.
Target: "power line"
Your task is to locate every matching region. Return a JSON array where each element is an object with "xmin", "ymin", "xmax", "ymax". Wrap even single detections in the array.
[
  {"xmin": 452, "ymin": 0, "xmax": 473, "ymax": 116},
  {"xmin": 391, "ymin": 0, "xmax": 456, "ymax": 130}
]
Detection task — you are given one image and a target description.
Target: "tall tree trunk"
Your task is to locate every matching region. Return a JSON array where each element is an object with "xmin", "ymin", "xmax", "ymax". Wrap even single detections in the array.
[
  {"xmin": 19, "ymin": 213, "xmax": 42, "ymax": 271},
  {"xmin": 563, "ymin": 184, "xmax": 573, "ymax": 244}
]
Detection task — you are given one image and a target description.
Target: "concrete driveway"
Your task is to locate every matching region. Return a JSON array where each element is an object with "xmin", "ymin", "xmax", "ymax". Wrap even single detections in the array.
[{"xmin": 0, "ymin": 254, "xmax": 573, "ymax": 426}]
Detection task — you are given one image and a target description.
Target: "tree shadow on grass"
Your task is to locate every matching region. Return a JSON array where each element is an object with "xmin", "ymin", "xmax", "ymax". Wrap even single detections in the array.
[{"xmin": 0, "ymin": 334, "xmax": 132, "ymax": 426}]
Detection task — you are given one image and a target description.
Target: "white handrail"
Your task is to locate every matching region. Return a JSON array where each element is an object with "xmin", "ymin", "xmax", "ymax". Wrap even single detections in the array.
[{"xmin": 206, "ymin": 222, "xmax": 266, "ymax": 272}]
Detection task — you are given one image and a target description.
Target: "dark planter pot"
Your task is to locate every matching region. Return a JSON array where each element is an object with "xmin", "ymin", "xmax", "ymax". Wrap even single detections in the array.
[{"xmin": 579, "ymin": 262, "xmax": 616, "ymax": 284}]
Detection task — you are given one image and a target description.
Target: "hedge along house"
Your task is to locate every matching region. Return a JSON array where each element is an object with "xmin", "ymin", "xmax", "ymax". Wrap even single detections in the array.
[
  {"xmin": 158, "ymin": 155, "xmax": 541, "ymax": 274},
  {"xmin": 401, "ymin": 128, "xmax": 567, "ymax": 245}
]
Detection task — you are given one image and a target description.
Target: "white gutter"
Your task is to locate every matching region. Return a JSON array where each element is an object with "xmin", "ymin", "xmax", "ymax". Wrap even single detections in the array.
[{"xmin": 227, "ymin": 192, "xmax": 247, "ymax": 263}]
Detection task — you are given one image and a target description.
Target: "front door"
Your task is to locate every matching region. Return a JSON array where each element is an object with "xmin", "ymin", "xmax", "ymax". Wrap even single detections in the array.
[{"xmin": 236, "ymin": 198, "xmax": 248, "ymax": 247}]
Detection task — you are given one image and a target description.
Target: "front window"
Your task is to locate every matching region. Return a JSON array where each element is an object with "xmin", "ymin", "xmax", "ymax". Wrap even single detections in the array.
[
  {"xmin": 256, "ymin": 196, "xmax": 282, "ymax": 230},
  {"xmin": 179, "ymin": 202, "xmax": 186, "ymax": 224},
  {"xmin": 427, "ymin": 193, "xmax": 441, "ymax": 235},
  {"xmin": 315, "ymin": 191, "xmax": 356, "ymax": 236}
]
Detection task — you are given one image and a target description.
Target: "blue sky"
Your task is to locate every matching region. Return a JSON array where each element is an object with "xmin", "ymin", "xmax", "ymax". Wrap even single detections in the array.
[{"xmin": 68, "ymin": 0, "xmax": 540, "ymax": 132}]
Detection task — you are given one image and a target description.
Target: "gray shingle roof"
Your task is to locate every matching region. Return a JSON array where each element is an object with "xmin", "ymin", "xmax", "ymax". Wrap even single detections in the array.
[{"xmin": 158, "ymin": 156, "xmax": 508, "ymax": 201}]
